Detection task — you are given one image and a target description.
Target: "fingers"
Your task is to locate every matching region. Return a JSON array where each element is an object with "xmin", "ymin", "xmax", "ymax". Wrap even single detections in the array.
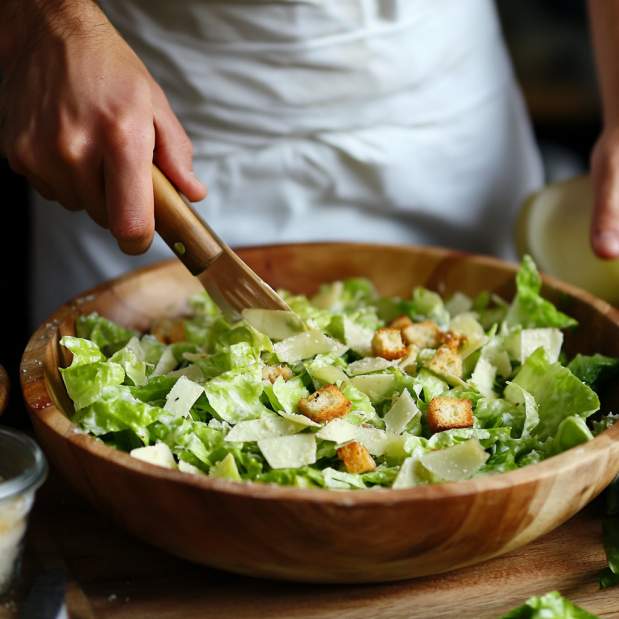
[
  {"xmin": 103, "ymin": 115, "xmax": 156, "ymax": 255},
  {"xmin": 591, "ymin": 137, "xmax": 619, "ymax": 259},
  {"xmin": 151, "ymin": 82, "xmax": 207, "ymax": 202}
]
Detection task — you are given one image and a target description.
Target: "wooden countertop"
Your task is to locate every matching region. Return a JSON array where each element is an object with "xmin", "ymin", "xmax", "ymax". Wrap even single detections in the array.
[{"xmin": 2, "ymin": 462, "xmax": 619, "ymax": 619}]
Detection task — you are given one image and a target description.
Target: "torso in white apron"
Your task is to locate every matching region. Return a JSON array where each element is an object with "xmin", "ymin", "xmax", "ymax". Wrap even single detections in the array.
[{"xmin": 31, "ymin": 0, "xmax": 544, "ymax": 325}]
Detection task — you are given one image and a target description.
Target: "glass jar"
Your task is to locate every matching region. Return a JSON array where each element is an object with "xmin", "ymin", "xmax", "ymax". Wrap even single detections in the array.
[{"xmin": 0, "ymin": 427, "xmax": 47, "ymax": 598}]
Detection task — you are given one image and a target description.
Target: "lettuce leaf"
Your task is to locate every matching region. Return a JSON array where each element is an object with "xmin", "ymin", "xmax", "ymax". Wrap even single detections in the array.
[
  {"xmin": 73, "ymin": 385, "xmax": 164, "ymax": 444},
  {"xmin": 505, "ymin": 256, "xmax": 578, "ymax": 331},
  {"xmin": 76, "ymin": 312, "xmax": 137, "ymax": 355},
  {"xmin": 567, "ymin": 353, "xmax": 619, "ymax": 393},
  {"xmin": 204, "ymin": 365, "xmax": 276, "ymax": 424},
  {"xmin": 498, "ymin": 590, "xmax": 600, "ymax": 618},
  {"xmin": 511, "ymin": 347, "xmax": 599, "ymax": 441}
]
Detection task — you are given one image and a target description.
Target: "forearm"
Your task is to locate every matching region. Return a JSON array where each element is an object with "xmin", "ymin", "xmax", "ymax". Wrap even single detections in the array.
[
  {"xmin": 588, "ymin": 0, "xmax": 619, "ymax": 128},
  {"xmin": 0, "ymin": 0, "xmax": 107, "ymax": 70}
]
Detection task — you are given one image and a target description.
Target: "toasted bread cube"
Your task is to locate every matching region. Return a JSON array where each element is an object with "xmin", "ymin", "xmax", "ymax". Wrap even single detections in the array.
[
  {"xmin": 371, "ymin": 328, "xmax": 410, "ymax": 361},
  {"xmin": 337, "ymin": 441, "xmax": 376, "ymax": 474},
  {"xmin": 426, "ymin": 397, "xmax": 473, "ymax": 434},
  {"xmin": 151, "ymin": 317, "xmax": 186, "ymax": 344},
  {"xmin": 402, "ymin": 320, "xmax": 443, "ymax": 349},
  {"xmin": 442, "ymin": 330, "xmax": 466, "ymax": 352},
  {"xmin": 298, "ymin": 384, "xmax": 352, "ymax": 423},
  {"xmin": 262, "ymin": 364, "xmax": 293, "ymax": 384},
  {"xmin": 389, "ymin": 314, "xmax": 414, "ymax": 330},
  {"xmin": 168, "ymin": 320, "xmax": 187, "ymax": 343},
  {"xmin": 427, "ymin": 346, "xmax": 463, "ymax": 378}
]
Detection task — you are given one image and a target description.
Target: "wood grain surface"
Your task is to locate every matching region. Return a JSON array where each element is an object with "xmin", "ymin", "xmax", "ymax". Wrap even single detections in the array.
[
  {"xmin": 0, "ymin": 363, "xmax": 9, "ymax": 418},
  {"xmin": 19, "ymin": 244, "xmax": 619, "ymax": 584},
  {"xmin": 1, "ymin": 461, "xmax": 619, "ymax": 619}
]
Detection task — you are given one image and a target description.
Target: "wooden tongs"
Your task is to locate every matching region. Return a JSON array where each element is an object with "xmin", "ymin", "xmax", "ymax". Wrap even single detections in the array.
[{"xmin": 151, "ymin": 164, "xmax": 294, "ymax": 320}]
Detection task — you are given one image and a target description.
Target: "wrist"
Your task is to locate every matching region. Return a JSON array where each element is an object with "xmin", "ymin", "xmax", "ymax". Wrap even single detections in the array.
[{"xmin": 0, "ymin": 0, "xmax": 107, "ymax": 70}]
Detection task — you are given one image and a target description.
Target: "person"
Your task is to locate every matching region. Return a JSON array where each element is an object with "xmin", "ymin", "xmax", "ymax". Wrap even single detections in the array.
[{"xmin": 0, "ymin": 0, "xmax": 613, "ymax": 325}]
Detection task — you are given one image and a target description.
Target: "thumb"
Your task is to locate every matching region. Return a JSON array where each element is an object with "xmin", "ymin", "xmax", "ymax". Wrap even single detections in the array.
[
  {"xmin": 591, "ymin": 137, "xmax": 619, "ymax": 259},
  {"xmin": 151, "ymin": 83, "xmax": 207, "ymax": 203}
]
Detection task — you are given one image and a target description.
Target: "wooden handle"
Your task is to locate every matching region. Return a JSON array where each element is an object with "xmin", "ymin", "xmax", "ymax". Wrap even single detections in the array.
[{"xmin": 152, "ymin": 164, "xmax": 223, "ymax": 275}]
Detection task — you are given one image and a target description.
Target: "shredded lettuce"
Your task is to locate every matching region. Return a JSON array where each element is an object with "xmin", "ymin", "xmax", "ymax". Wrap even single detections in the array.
[{"xmin": 59, "ymin": 257, "xmax": 617, "ymax": 491}]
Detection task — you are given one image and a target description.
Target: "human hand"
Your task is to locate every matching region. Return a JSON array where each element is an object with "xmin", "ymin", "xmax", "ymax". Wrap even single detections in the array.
[
  {"xmin": 590, "ymin": 128, "xmax": 619, "ymax": 259},
  {"xmin": 0, "ymin": 0, "xmax": 206, "ymax": 255}
]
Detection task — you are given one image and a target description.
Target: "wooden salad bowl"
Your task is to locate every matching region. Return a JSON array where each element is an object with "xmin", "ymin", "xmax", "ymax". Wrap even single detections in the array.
[
  {"xmin": 0, "ymin": 363, "xmax": 9, "ymax": 418},
  {"xmin": 20, "ymin": 243, "xmax": 619, "ymax": 584}
]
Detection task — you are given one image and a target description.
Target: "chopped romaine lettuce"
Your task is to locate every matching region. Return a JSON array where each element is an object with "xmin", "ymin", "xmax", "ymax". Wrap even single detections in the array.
[{"xmin": 60, "ymin": 258, "xmax": 617, "ymax": 491}]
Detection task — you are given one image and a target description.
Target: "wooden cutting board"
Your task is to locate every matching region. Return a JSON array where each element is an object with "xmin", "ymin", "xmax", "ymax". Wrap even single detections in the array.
[{"xmin": 2, "ymin": 462, "xmax": 619, "ymax": 619}]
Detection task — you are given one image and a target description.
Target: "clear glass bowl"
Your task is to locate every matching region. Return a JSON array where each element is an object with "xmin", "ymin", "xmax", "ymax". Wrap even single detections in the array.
[{"xmin": 0, "ymin": 427, "xmax": 48, "ymax": 598}]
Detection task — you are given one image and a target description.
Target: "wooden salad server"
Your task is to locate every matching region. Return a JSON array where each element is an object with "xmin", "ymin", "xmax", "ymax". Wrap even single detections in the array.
[{"xmin": 151, "ymin": 164, "xmax": 294, "ymax": 319}]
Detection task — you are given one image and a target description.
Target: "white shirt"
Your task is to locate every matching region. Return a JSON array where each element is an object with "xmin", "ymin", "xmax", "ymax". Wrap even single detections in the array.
[{"xmin": 31, "ymin": 0, "xmax": 543, "ymax": 325}]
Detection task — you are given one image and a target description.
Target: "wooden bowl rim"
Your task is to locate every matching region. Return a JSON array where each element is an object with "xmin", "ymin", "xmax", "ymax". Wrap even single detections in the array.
[
  {"xmin": 20, "ymin": 242, "xmax": 619, "ymax": 505},
  {"xmin": 0, "ymin": 363, "xmax": 9, "ymax": 419}
]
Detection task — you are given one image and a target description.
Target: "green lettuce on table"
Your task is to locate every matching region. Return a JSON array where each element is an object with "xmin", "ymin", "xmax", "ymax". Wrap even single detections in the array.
[
  {"xmin": 498, "ymin": 591, "xmax": 600, "ymax": 618},
  {"xmin": 59, "ymin": 257, "xmax": 619, "ymax": 490}
]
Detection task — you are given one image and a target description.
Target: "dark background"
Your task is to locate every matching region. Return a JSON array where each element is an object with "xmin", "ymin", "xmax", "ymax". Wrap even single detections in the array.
[{"xmin": 0, "ymin": 0, "xmax": 604, "ymax": 428}]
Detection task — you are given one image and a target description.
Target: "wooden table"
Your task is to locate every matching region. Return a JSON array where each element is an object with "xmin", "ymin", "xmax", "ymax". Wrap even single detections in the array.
[{"xmin": 2, "ymin": 463, "xmax": 619, "ymax": 619}]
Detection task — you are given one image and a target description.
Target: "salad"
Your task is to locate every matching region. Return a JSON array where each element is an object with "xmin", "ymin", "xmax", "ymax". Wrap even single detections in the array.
[{"xmin": 60, "ymin": 256, "xmax": 619, "ymax": 490}]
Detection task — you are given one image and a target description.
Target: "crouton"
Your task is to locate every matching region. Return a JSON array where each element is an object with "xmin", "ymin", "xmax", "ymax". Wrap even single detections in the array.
[
  {"xmin": 402, "ymin": 320, "xmax": 443, "ymax": 349},
  {"xmin": 389, "ymin": 314, "xmax": 414, "ymax": 330},
  {"xmin": 298, "ymin": 384, "xmax": 352, "ymax": 423},
  {"xmin": 442, "ymin": 330, "xmax": 466, "ymax": 352},
  {"xmin": 337, "ymin": 441, "xmax": 376, "ymax": 474},
  {"xmin": 427, "ymin": 346, "xmax": 463, "ymax": 378},
  {"xmin": 150, "ymin": 317, "xmax": 186, "ymax": 344},
  {"xmin": 168, "ymin": 320, "xmax": 187, "ymax": 343},
  {"xmin": 262, "ymin": 364, "xmax": 293, "ymax": 384},
  {"xmin": 426, "ymin": 397, "xmax": 473, "ymax": 434},
  {"xmin": 371, "ymin": 328, "xmax": 410, "ymax": 360}
]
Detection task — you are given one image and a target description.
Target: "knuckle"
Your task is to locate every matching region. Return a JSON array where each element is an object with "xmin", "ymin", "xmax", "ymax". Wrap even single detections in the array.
[
  {"xmin": 11, "ymin": 132, "xmax": 38, "ymax": 170},
  {"xmin": 110, "ymin": 212, "xmax": 153, "ymax": 243},
  {"xmin": 55, "ymin": 131, "xmax": 89, "ymax": 166},
  {"xmin": 106, "ymin": 112, "xmax": 154, "ymax": 151}
]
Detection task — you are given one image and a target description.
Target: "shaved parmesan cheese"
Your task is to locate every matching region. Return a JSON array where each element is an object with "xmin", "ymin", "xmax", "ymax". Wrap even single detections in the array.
[
  {"xmin": 347, "ymin": 357, "xmax": 394, "ymax": 376},
  {"xmin": 445, "ymin": 292, "xmax": 473, "ymax": 317},
  {"xmin": 316, "ymin": 418, "xmax": 359, "ymax": 443},
  {"xmin": 278, "ymin": 410, "xmax": 321, "ymax": 427},
  {"xmin": 353, "ymin": 426, "xmax": 391, "ymax": 456},
  {"xmin": 274, "ymin": 330, "xmax": 348, "ymax": 363},
  {"xmin": 350, "ymin": 374, "xmax": 397, "ymax": 402},
  {"xmin": 209, "ymin": 453, "xmax": 242, "ymax": 480},
  {"xmin": 225, "ymin": 417, "xmax": 305, "ymax": 442},
  {"xmin": 241, "ymin": 309, "xmax": 306, "ymax": 340},
  {"xmin": 520, "ymin": 328, "xmax": 563, "ymax": 364},
  {"xmin": 166, "ymin": 364, "xmax": 205, "ymax": 383},
  {"xmin": 311, "ymin": 281, "xmax": 344, "ymax": 310},
  {"xmin": 491, "ymin": 350, "xmax": 512, "ymax": 378},
  {"xmin": 384, "ymin": 389, "xmax": 420, "ymax": 434},
  {"xmin": 470, "ymin": 357, "xmax": 497, "ymax": 399},
  {"xmin": 420, "ymin": 438, "xmax": 488, "ymax": 482},
  {"xmin": 310, "ymin": 364, "xmax": 349, "ymax": 388},
  {"xmin": 343, "ymin": 318, "xmax": 374, "ymax": 357},
  {"xmin": 152, "ymin": 347, "xmax": 177, "ymax": 376},
  {"xmin": 130, "ymin": 443, "xmax": 177, "ymax": 469},
  {"xmin": 449, "ymin": 312, "xmax": 484, "ymax": 340},
  {"xmin": 392, "ymin": 456, "xmax": 426, "ymax": 488},
  {"xmin": 316, "ymin": 419, "xmax": 392, "ymax": 456},
  {"xmin": 178, "ymin": 460, "xmax": 205, "ymax": 475},
  {"xmin": 164, "ymin": 376, "xmax": 204, "ymax": 417},
  {"xmin": 258, "ymin": 434, "xmax": 317, "ymax": 469}
]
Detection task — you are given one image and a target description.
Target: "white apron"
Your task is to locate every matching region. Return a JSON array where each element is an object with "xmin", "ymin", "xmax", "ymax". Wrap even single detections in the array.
[{"xmin": 31, "ymin": 0, "xmax": 543, "ymax": 325}]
